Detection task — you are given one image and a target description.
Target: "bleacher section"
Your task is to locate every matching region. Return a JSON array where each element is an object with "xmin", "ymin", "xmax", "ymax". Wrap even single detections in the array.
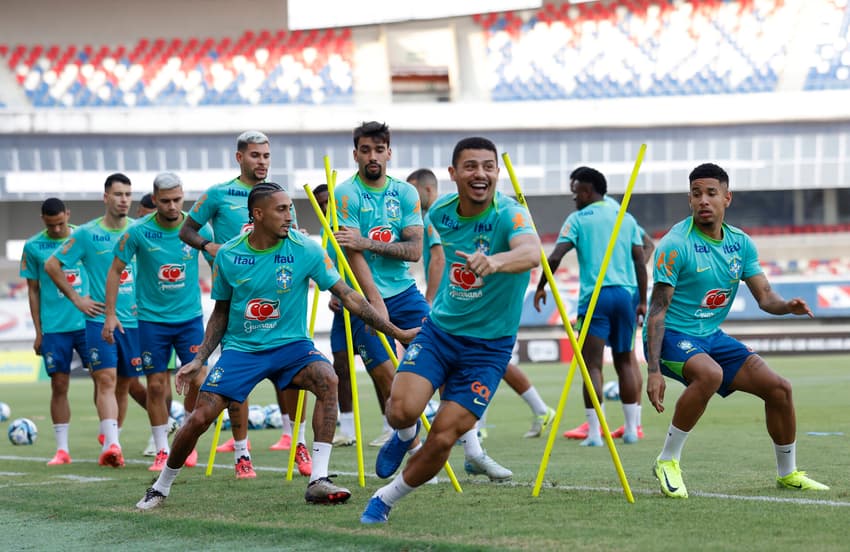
[
  {"xmin": 476, "ymin": 0, "xmax": 797, "ymax": 101},
  {"xmin": 0, "ymin": 29, "xmax": 353, "ymax": 107},
  {"xmin": 805, "ymin": 0, "xmax": 850, "ymax": 90}
]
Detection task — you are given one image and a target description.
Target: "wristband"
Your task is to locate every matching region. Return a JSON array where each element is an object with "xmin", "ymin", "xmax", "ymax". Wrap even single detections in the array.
[{"xmin": 199, "ymin": 239, "xmax": 211, "ymax": 251}]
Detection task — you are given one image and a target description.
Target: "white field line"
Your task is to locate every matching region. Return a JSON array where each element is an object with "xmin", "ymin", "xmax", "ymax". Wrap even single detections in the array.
[{"xmin": 2, "ymin": 453, "xmax": 848, "ymax": 508}]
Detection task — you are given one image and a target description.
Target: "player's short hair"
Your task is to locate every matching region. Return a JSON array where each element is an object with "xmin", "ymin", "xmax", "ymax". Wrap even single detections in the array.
[
  {"xmin": 41, "ymin": 197, "xmax": 66, "ymax": 216},
  {"xmin": 451, "ymin": 137, "xmax": 498, "ymax": 168},
  {"xmin": 104, "ymin": 172, "xmax": 131, "ymax": 191},
  {"xmin": 153, "ymin": 172, "xmax": 182, "ymax": 192},
  {"xmin": 407, "ymin": 168, "xmax": 437, "ymax": 187},
  {"xmin": 689, "ymin": 163, "xmax": 729, "ymax": 187},
  {"xmin": 139, "ymin": 193, "xmax": 155, "ymax": 209},
  {"xmin": 571, "ymin": 166, "xmax": 607, "ymax": 196},
  {"xmin": 236, "ymin": 130, "xmax": 270, "ymax": 152},
  {"xmin": 353, "ymin": 121, "xmax": 390, "ymax": 148},
  {"xmin": 313, "ymin": 184, "xmax": 328, "ymax": 195},
  {"xmin": 247, "ymin": 182, "xmax": 284, "ymax": 222}
]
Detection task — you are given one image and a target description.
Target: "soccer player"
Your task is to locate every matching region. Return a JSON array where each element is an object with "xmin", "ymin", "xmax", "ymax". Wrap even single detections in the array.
[
  {"xmin": 102, "ymin": 172, "xmax": 203, "ymax": 471},
  {"xmin": 534, "ymin": 167, "xmax": 647, "ymax": 446},
  {"xmin": 179, "ymin": 130, "xmax": 309, "ymax": 477},
  {"xmin": 20, "ymin": 198, "xmax": 88, "ymax": 465},
  {"xmin": 136, "ymin": 193, "xmax": 156, "ymax": 217},
  {"xmin": 135, "ymin": 183, "xmax": 418, "ymax": 510},
  {"xmin": 408, "ymin": 168, "xmax": 555, "ymax": 440},
  {"xmin": 645, "ymin": 163, "xmax": 828, "ymax": 498},
  {"xmin": 45, "ymin": 173, "xmax": 141, "ymax": 468},
  {"xmin": 360, "ymin": 137, "xmax": 541, "ymax": 523}
]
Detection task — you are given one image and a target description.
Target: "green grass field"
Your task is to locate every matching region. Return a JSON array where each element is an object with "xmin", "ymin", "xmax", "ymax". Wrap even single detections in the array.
[{"xmin": 2, "ymin": 354, "xmax": 849, "ymax": 551}]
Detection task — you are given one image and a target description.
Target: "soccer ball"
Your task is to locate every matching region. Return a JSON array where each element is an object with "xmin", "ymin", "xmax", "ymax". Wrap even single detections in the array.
[
  {"xmin": 248, "ymin": 405, "xmax": 266, "ymax": 430},
  {"xmin": 169, "ymin": 402, "xmax": 186, "ymax": 427},
  {"xmin": 8, "ymin": 418, "xmax": 37, "ymax": 445},
  {"xmin": 0, "ymin": 401, "xmax": 10, "ymax": 422},
  {"xmin": 264, "ymin": 404, "xmax": 283, "ymax": 429},
  {"xmin": 424, "ymin": 399, "xmax": 440, "ymax": 424},
  {"xmin": 603, "ymin": 381, "xmax": 620, "ymax": 401},
  {"xmin": 220, "ymin": 408, "xmax": 231, "ymax": 431}
]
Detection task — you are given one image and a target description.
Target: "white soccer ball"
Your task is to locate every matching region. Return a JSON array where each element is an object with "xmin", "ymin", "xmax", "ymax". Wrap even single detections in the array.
[
  {"xmin": 169, "ymin": 402, "xmax": 186, "ymax": 427},
  {"xmin": 221, "ymin": 408, "xmax": 231, "ymax": 430},
  {"xmin": 424, "ymin": 399, "xmax": 440, "ymax": 423},
  {"xmin": 248, "ymin": 405, "xmax": 266, "ymax": 430},
  {"xmin": 264, "ymin": 404, "xmax": 283, "ymax": 429},
  {"xmin": 8, "ymin": 417, "xmax": 37, "ymax": 445},
  {"xmin": 0, "ymin": 401, "xmax": 10, "ymax": 422},
  {"xmin": 603, "ymin": 381, "xmax": 620, "ymax": 401}
]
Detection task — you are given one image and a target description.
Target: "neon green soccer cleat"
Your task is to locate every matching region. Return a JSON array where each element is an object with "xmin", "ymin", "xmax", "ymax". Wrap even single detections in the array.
[
  {"xmin": 776, "ymin": 471, "xmax": 829, "ymax": 491},
  {"xmin": 653, "ymin": 458, "xmax": 688, "ymax": 498}
]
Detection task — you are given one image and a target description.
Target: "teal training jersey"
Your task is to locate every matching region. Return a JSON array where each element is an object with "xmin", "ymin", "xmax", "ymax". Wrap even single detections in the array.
[
  {"xmin": 422, "ymin": 210, "xmax": 442, "ymax": 281},
  {"xmin": 52, "ymin": 217, "xmax": 137, "ymax": 326},
  {"xmin": 334, "ymin": 174, "xmax": 423, "ymax": 298},
  {"xmin": 556, "ymin": 200, "xmax": 642, "ymax": 309},
  {"xmin": 428, "ymin": 192, "xmax": 535, "ymax": 339},
  {"xmin": 20, "ymin": 227, "xmax": 87, "ymax": 334},
  {"xmin": 211, "ymin": 229, "xmax": 340, "ymax": 352},
  {"xmin": 605, "ymin": 195, "xmax": 649, "ymax": 240},
  {"xmin": 189, "ymin": 178, "xmax": 298, "ymax": 244},
  {"xmin": 651, "ymin": 217, "xmax": 762, "ymax": 337},
  {"xmin": 114, "ymin": 212, "xmax": 203, "ymax": 323}
]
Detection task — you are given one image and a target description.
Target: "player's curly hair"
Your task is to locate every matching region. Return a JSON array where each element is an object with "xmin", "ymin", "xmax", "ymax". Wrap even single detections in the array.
[
  {"xmin": 570, "ymin": 166, "xmax": 607, "ymax": 196},
  {"xmin": 247, "ymin": 182, "xmax": 283, "ymax": 222}
]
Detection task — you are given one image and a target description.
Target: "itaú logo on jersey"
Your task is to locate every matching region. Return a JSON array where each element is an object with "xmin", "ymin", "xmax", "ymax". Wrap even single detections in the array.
[
  {"xmin": 158, "ymin": 264, "xmax": 186, "ymax": 283},
  {"xmin": 245, "ymin": 298, "xmax": 280, "ymax": 321},
  {"xmin": 700, "ymin": 288, "xmax": 731, "ymax": 310},
  {"xmin": 368, "ymin": 226, "xmax": 394, "ymax": 243},
  {"xmin": 449, "ymin": 262, "xmax": 484, "ymax": 290},
  {"xmin": 63, "ymin": 268, "xmax": 82, "ymax": 288}
]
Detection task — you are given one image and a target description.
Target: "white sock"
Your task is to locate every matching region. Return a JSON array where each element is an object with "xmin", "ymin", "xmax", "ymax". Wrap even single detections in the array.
[
  {"xmin": 375, "ymin": 472, "xmax": 415, "ymax": 506},
  {"xmin": 152, "ymin": 424, "xmax": 170, "ymax": 454},
  {"xmin": 408, "ymin": 442, "xmax": 422, "ymax": 456},
  {"xmin": 585, "ymin": 407, "xmax": 601, "ymax": 439},
  {"xmin": 53, "ymin": 423, "xmax": 69, "ymax": 452},
  {"xmin": 521, "ymin": 386, "xmax": 548, "ymax": 416},
  {"xmin": 234, "ymin": 439, "xmax": 250, "ymax": 462},
  {"xmin": 153, "ymin": 465, "xmax": 181, "ymax": 496},
  {"xmin": 382, "ymin": 415, "xmax": 392, "ymax": 433},
  {"xmin": 339, "ymin": 411, "xmax": 355, "ymax": 436},
  {"xmin": 659, "ymin": 424, "xmax": 689, "ymax": 461},
  {"xmin": 774, "ymin": 441, "xmax": 796, "ymax": 477},
  {"xmin": 298, "ymin": 421, "xmax": 308, "ymax": 445},
  {"xmin": 460, "ymin": 427, "xmax": 484, "ymax": 459},
  {"xmin": 310, "ymin": 442, "xmax": 332, "ymax": 481},
  {"xmin": 281, "ymin": 413, "xmax": 292, "ymax": 436},
  {"xmin": 101, "ymin": 418, "xmax": 119, "ymax": 450},
  {"xmin": 622, "ymin": 403, "xmax": 639, "ymax": 434},
  {"xmin": 636, "ymin": 404, "xmax": 642, "ymax": 427},
  {"xmin": 397, "ymin": 423, "xmax": 419, "ymax": 441}
]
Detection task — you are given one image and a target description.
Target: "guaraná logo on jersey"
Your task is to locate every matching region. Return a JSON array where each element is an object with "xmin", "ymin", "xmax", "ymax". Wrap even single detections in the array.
[
  {"xmin": 275, "ymin": 266, "xmax": 293, "ymax": 291},
  {"xmin": 368, "ymin": 226, "xmax": 394, "ymax": 243},
  {"xmin": 158, "ymin": 264, "xmax": 186, "ymax": 283},
  {"xmin": 63, "ymin": 268, "xmax": 82, "ymax": 288},
  {"xmin": 385, "ymin": 197, "xmax": 401, "ymax": 220},
  {"xmin": 728, "ymin": 257, "xmax": 742, "ymax": 280},
  {"xmin": 700, "ymin": 288, "xmax": 731, "ymax": 310},
  {"xmin": 449, "ymin": 262, "xmax": 484, "ymax": 290},
  {"xmin": 119, "ymin": 266, "xmax": 134, "ymax": 285},
  {"xmin": 245, "ymin": 298, "xmax": 280, "ymax": 321}
]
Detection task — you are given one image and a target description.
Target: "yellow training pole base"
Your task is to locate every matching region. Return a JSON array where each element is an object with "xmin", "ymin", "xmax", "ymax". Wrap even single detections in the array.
[{"xmin": 205, "ymin": 410, "xmax": 225, "ymax": 477}]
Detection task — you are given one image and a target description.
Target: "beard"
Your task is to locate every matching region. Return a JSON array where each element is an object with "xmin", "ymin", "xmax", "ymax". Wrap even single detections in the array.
[{"xmin": 363, "ymin": 164, "xmax": 383, "ymax": 182}]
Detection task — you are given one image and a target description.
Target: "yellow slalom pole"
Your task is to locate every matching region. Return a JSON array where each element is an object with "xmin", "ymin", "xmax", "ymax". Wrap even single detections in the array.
[
  {"xmin": 503, "ymin": 148, "xmax": 645, "ymax": 503},
  {"xmin": 205, "ymin": 411, "xmax": 225, "ymax": 476},
  {"xmin": 305, "ymin": 183, "xmax": 463, "ymax": 493},
  {"xmin": 326, "ymin": 165, "xmax": 367, "ymax": 487}
]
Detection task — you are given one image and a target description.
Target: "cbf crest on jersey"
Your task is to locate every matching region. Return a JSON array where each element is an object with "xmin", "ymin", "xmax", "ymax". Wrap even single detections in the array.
[
  {"xmin": 728, "ymin": 257, "xmax": 742, "ymax": 281},
  {"xmin": 207, "ymin": 365, "xmax": 224, "ymax": 385},
  {"xmin": 402, "ymin": 343, "xmax": 422, "ymax": 365},
  {"xmin": 474, "ymin": 235, "xmax": 491, "ymax": 255},
  {"xmin": 385, "ymin": 196, "xmax": 401, "ymax": 221},
  {"xmin": 181, "ymin": 242, "xmax": 194, "ymax": 259},
  {"xmin": 276, "ymin": 265, "xmax": 293, "ymax": 291}
]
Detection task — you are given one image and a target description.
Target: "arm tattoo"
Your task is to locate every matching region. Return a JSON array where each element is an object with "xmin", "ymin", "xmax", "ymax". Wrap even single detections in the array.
[
  {"xmin": 180, "ymin": 216, "xmax": 207, "ymax": 250},
  {"xmin": 331, "ymin": 282, "xmax": 398, "ymax": 336},
  {"xmin": 646, "ymin": 285, "xmax": 672, "ymax": 374},
  {"xmin": 194, "ymin": 303, "xmax": 228, "ymax": 363}
]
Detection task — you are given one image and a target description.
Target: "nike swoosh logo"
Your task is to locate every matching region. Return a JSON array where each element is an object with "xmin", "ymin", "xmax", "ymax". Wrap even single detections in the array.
[
  {"xmin": 96, "ymin": 250, "xmax": 111, "ymax": 255},
  {"xmin": 663, "ymin": 470, "xmax": 679, "ymax": 492},
  {"xmin": 697, "ymin": 266, "xmax": 711, "ymax": 273},
  {"xmin": 789, "ymin": 483, "xmax": 802, "ymax": 488},
  {"xmin": 229, "ymin": 205, "xmax": 243, "ymax": 210},
  {"xmin": 473, "ymin": 398, "xmax": 487, "ymax": 407},
  {"xmin": 236, "ymin": 278, "xmax": 252, "ymax": 284},
  {"xmin": 148, "ymin": 247, "xmax": 161, "ymax": 252}
]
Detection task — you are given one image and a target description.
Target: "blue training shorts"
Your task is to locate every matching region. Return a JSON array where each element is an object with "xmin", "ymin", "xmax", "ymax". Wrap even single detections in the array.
[
  {"xmin": 644, "ymin": 328, "xmax": 756, "ymax": 397},
  {"xmin": 201, "ymin": 340, "xmax": 330, "ymax": 403},
  {"xmin": 576, "ymin": 286, "xmax": 638, "ymax": 354},
  {"xmin": 86, "ymin": 320, "xmax": 142, "ymax": 377},
  {"xmin": 329, "ymin": 311, "xmax": 390, "ymax": 371},
  {"xmin": 398, "ymin": 317, "xmax": 514, "ymax": 419},
  {"xmin": 41, "ymin": 329, "xmax": 87, "ymax": 375},
  {"xmin": 138, "ymin": 316, "xmax": 204, "ymax": 375}
]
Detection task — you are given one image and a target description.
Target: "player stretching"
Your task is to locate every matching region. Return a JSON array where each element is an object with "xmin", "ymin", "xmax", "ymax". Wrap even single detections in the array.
[
  {"xmin": 46, "ymin": 173, "xmax": 141, "ymax": 468},
  {"xmin": 361, "ymin": 137, "xmax": 540, "ymax": 523},
  {"xmin": 645, "ymin": 163, "xmax": 828, "ymax": 498},
  {"xmin": 136, "ymin": 183, "xmax": 417, "ymax": 510},
  {"xmin": 21, "ymin": 198, "xmax": 88, "ymax": 465}
]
